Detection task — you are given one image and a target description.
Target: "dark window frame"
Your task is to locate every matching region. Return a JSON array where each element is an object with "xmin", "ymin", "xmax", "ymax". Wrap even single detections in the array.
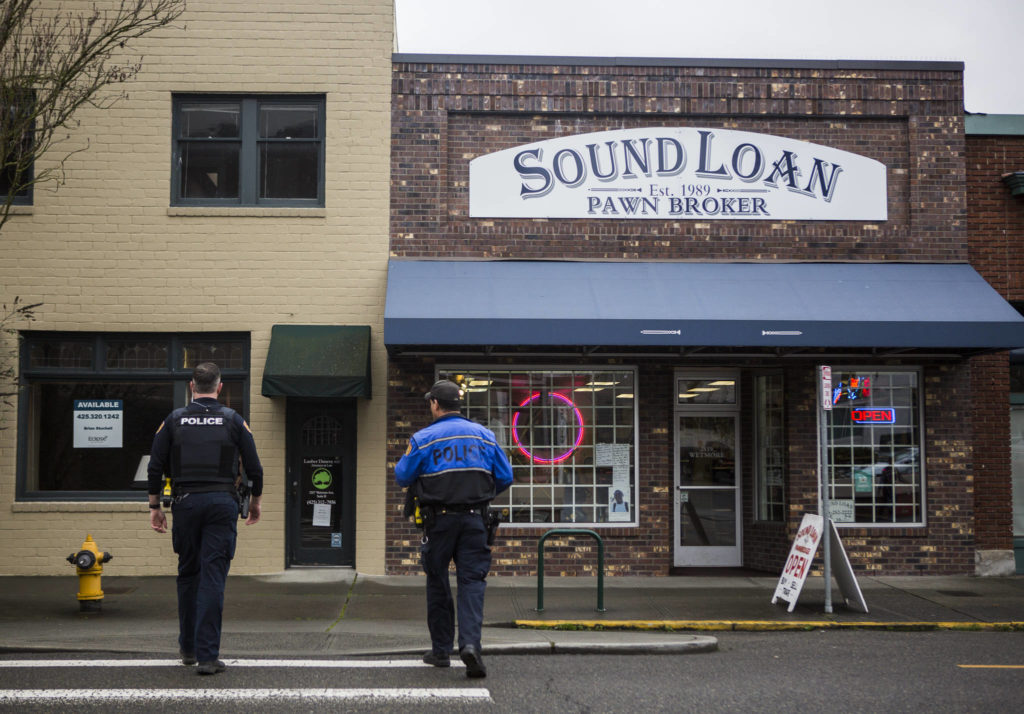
[
  {"xmin": 824, "ymin": 366, "xmax": 925, "ymax": 528},
  {"xmin": 16, "ymin": 331, "xmax": 250, "ymax": 501},
  {"xmin": 439, "ymin": 366, "xmax": 639, "ymax": 528},
  {"xmin": 753, "ymin": 371, "xmax": 786, "ymax": 523},
  {"xmin": 0, "ymin": 163, "xmax": 33, "ymax": 205},
  {"xmin": 1, "ymin": 93, "xmax": 35, "ymax": 206},
  {"xmin": 170, "ymin": 94, "xmax": 325, "ymax": 207}
]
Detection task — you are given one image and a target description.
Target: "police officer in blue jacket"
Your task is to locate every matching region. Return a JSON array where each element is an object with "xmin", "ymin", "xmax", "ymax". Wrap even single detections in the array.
[
  {"xmin": 147, "ymin": 362, "xmax": 263, "ymax": 676},
  {"xmin": 396, "ymin": 379, "xmax": 513, "ymax": 678}
]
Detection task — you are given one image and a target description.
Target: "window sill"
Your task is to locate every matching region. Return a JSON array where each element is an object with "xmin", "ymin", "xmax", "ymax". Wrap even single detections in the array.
[
  {"xmin": 5, "ymin": 205, "xmax": 33, "ymax": 215},
  {"xmin": 833, "ymin": 523, "xmax": 927, "ymax": 532},
  {"xmin": 499, "ymin": 525, "xmax": 638, "ymax": 534},
  {"xmin": 13, "ymin": 501, "xmax": 145, "ymax": 513},
  {"xmin": 168, "ymin": 206, "xmax": 326, "ymax": 218}
]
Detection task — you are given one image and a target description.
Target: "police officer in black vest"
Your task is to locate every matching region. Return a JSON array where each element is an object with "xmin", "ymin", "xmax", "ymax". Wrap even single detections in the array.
[{"xmin": 147, "ymin": 362, "xmax": 263, "ymax": 675}]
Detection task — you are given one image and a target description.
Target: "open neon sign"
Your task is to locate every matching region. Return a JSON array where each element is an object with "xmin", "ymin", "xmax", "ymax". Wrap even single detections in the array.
[
  {"xmin": 511, "ymin": 392, "xmax": 585, "ymax": 463},
  {"xmin": 850, "ymin": 407, "xmax": 895, "ymax": 424}
]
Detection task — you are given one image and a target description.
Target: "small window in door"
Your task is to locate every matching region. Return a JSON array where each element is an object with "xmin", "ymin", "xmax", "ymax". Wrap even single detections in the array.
[{"xmin": 678, "ymin": 377, "xmax": 736, "ymax": 406}]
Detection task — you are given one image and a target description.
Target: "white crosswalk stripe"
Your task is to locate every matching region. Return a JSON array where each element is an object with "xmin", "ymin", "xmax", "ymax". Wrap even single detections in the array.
[
  {"xmin": 0, "ymin": 657, "xmax": 490, "ymax": 704},
  {"xmin": 0, "ymin": 688, "xmax": 491, "ymax": 704},
  {"xmin": 0, "ymin": 658, "xmax": 464, "ymax": 668}
]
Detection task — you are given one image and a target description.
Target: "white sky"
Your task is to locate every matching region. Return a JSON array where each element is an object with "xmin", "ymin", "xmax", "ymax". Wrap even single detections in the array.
[{"xmin": 394, "ymin": 0, "xmax": 1024, "ymax": 115}]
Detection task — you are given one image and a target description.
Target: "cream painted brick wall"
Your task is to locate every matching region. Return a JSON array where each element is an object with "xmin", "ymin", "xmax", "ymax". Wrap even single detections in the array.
[{"xmin": 0, "ymin": 1, "xmax": 393, "ymax": 575}]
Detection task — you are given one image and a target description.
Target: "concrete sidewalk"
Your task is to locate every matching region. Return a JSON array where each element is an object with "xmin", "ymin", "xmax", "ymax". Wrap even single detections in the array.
[{"xmin": 1, "ymin": 571, "xmax": 1022, "ymax": 659}]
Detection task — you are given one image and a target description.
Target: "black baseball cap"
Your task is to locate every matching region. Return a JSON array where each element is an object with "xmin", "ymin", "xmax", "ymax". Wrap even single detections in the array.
[{"xmin": 424, "ymin": 379, "xmax": 462, "ymax": 403}]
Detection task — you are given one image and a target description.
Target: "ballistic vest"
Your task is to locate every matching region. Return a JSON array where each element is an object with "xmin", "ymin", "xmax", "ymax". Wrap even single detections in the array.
[{"xmin": 168, "ymin": 402, "xmax": 239, "ymax": 488}]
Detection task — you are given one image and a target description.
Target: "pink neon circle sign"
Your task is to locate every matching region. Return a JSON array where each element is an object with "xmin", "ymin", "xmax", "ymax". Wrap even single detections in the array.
[{"xmin": 511, "ymin": 392, "xmax": 585, "ymax": 464}]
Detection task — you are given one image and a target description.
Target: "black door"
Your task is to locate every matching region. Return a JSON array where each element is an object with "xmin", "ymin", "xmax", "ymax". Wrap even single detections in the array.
[{"xmin": 286, "ymin": 400, "xmax": 356, "ymax": 566}]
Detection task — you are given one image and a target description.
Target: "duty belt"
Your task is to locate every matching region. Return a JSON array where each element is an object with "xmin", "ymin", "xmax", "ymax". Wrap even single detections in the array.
[
  {"xmin": 436, "ymin": 503, "xmax": 486, "ymax": 515},
  {"xmin": 173, "ymin": 483, "xmax": 236, "ymax": 498}
]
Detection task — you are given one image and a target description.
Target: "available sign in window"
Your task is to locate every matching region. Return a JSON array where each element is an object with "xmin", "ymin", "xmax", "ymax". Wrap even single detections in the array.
[{"xmin": 73, "ymin": 399, "xmax": 123, "ymax": 449}]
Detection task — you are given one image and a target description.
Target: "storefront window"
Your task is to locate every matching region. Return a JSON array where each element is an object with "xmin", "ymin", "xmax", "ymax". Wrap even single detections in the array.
[
  {"xmin": 28, "ymin": 340, "xmax": 92, "ymax": 369},
  {"xmin": 439, "ymin": 368, "xmax": 637, "ymax": 526},
  {"xmin": 755, "ymin": 373, "xmax": 785, "ymax": 522},
  {"xmin": 824, "ymin": 369, "xmax": 923, "ymax": 526},
  {"xmin": 105, "ymin": 340, "xmax": 170, "ymax": 369},
  {"xmin": 18, "ymin": 333, "xmax": 249, "ymax": 499}
]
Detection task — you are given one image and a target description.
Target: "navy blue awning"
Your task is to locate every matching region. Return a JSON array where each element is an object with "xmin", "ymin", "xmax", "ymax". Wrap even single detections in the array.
[{"xmin": 383, "ymin": 261, "xmax": 1024, "ymax": 351}]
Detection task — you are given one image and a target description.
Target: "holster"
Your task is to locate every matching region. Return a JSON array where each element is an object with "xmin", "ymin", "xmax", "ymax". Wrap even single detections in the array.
[
  {"xmin": 404, "ymin": 488, "xmax": 426, "ymax": 529},
  {"xmin": 485, "ymin": 508, "xmax": 505, "ymax": 546},
  {"xmin": 236, "ymin": 480, "xmax": 251, "ymax": 519},
  {"xmin": 421, "ymin": 504, "xmax": 437, "ymax": 533}
]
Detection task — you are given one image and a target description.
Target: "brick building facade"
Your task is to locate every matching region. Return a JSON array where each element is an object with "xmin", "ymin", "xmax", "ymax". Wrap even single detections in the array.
[
  {"xmin": 385, "ymin": 56, "xmax": 1024, "ymax": 576},
  {"xmin": 4, "ymin": 25, "xmax": 1022, "ymax": 580},
  {"xmin": 0, "ymin": 1, "xmax": 393, "ymax": 576},
  {"xmin": 966, "ymin": 115, "xmax": 1024, "ymax": 571}
]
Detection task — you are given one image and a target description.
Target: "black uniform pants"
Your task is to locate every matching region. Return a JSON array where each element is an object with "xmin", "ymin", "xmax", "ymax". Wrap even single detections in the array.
[
  {"xmin": 171, "ymin": 491, "xmax": 237, "ymax": 662},
  {"xmin": 420, "ymin": 511, "xmax": 491, "ymax": 654}
]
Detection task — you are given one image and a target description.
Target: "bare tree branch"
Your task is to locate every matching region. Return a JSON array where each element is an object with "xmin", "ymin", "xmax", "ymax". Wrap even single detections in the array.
[
  {"xmin": 0, "ymin": 296, "xmax": 41, "ymax": 429},
  {"xmin": 0, "ymin": 0, "xmax": 185, "ymax": 230}
]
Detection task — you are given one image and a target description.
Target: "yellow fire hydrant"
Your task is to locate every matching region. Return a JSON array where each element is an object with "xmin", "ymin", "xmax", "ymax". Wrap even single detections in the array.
[{"xmin": 66, "ymin": 534, "xmax": 112, "ymax": 612}]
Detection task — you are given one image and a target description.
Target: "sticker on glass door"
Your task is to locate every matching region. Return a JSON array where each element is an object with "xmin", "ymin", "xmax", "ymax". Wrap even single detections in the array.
[{"xmin": 303, "ymin": 456, "xmax": 342, "ymax": 548}]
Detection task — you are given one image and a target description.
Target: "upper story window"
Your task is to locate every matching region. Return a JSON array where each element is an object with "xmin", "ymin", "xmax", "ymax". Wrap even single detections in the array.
[
  {"xmin": 0, "ymin": 163, "xmax": 32, "ymax": 205},
  {"xmin": 171, "ymin": 95, "xmax": 324, "ymax": 207},
  {"xmin": 1, "ymin": 96, "xmax": 34, "ymax": 206}
]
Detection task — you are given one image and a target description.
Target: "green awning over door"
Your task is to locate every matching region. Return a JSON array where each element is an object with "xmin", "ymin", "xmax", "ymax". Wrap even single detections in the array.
[{"xmin": 261, "ymin": 325, "xmax": 371, "ymax": 399}]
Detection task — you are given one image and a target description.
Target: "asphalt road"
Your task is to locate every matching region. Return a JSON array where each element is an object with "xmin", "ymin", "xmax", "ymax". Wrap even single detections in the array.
[{"xmin": 1, "ymin": 631, "xmax": 1022, "ymax": 712}]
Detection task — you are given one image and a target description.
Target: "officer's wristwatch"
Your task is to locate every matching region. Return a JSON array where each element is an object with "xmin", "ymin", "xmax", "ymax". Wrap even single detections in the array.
[{"xmin": 149, "ymin": 503, "xmax": 161, "ymax": 510}]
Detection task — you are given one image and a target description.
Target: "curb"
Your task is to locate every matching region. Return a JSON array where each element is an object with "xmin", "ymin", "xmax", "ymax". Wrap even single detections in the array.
[
  {"xmin": 482, "ymin": 638, "xmax": 718, "ymax": 655},
  {"xmin": 513, "ymin": 620, "xmax": 1024, "ymax": 632},
  {"xmin": 0, "ymin": 639, "xmax": 719, "ymax": 657}
]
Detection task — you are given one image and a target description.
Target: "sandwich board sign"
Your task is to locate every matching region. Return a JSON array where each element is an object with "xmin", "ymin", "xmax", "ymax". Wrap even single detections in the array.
[
  {"xmin": 826, "ymin": 519, "xmax": 869, "ymax": 614},
  {"xmin": 772, "ymin": 513, "xmax": 868, "ymax": 614},
  {"xmin": 772, "ymin": 513, "xmax": 823, "ymax": 612}
]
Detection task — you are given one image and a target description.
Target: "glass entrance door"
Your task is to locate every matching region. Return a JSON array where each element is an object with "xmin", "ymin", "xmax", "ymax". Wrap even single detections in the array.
[
  {"xmin": 674, "ymin": 412, "xmax": 742, "ymax": 566},
  {"xmin": 286, "ymin": 400, "xmax": 356, "ymax": 566}
]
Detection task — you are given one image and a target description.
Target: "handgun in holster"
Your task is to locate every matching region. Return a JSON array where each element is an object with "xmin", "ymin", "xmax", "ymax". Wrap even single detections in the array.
[
  {"xmin": 236, "ymin": 478, "xmax": 251, "ymax": 520},
  {"xmin": 485, "ymin": 508, "xmax": 507, "ymax": 546}
]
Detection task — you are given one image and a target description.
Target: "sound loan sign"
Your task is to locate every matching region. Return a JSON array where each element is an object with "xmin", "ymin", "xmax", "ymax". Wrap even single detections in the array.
[{"xmin": 469, "ymin": 128, "xmax": 887, "ymax": 221}]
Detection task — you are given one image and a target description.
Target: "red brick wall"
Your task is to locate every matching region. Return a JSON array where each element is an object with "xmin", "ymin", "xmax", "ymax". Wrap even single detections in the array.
[
  {"xmin": 386, "ymin": 356, "xmax": 678, "ymax": 576},
  {"xmin": 967, "ymin": 133, "xmax": 1024, "ymax": 552},
  {"xmin": 388, "ymin": 58, "xmax": 975, "ymax": 575},
  {"xmin": 968, "ymin": 134, "xmax": 1024, "ymax": 299},
  {"xmin": 392, "ymin": 61, "xmax": 966, "ymax": 262},
  {"xmin": 387, "ymin": 357, "xmax": 976, "ymax": 575}
]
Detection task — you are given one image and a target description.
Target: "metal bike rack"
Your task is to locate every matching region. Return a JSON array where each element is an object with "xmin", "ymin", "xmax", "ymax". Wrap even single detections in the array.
[{"xmin": 535, "ymin": 528, "xmax": 606, "ymax": 612}]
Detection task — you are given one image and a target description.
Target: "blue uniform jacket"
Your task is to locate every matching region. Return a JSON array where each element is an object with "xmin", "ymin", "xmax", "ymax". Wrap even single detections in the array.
[{"xmin": 396, "ymin": 413, "xmax": 513, "ymax": 506}]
